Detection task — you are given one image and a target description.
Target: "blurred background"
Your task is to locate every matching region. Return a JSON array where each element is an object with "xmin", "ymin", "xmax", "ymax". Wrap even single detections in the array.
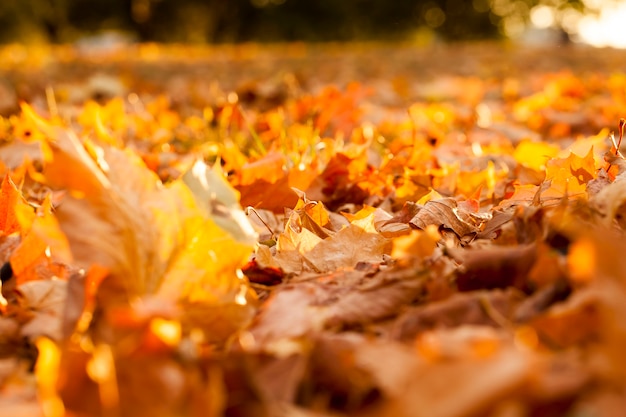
[{"xmin": 0, "ymin": 0, "xmax": 623, "ymax": 47}]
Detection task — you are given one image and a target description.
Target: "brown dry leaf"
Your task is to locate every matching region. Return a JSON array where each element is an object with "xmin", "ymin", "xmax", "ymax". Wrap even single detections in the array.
[
  {"xmin": 530, "ymin": 287, "xmax": 601, "ymax": 348},
  {"xmin": 265, "ymin": 333, "xmax": 419, "ymax": 415},
  {"xmin": 246, "ymin": 207, "xmax": 283, "ymax": 243},
  {"xmin": 373, "ymin": 206, "xmax": 412, "ymax": 238},
  {"xmin": 347, "ymin": 334, "xmax": 421, "ymax": 398},
  {"xmin": 18, "ymin": 279, "xmax": 67, "ymax": 342},
  {"xmin": 513, "ymin": 279, "xmax": 571, "ymax": 323},
  {"xmin": 305, "ymin": 215, "xmax": 390, "ymax": 272},
  {"xmin": 384, "ymin": 328, "xmax": 531, "ymax": 417},
  {"xmin": 250, "ymin": 261, "xmax": 427, "ymax": 347},
  {"xmin": 302, "ymin": 333, "xmax": 382, "ymax": 411},
  {"xmin": 409, "ymin": 198, "xmax": 490, "ymax": 239},
  {"xmin": 591, "ymin": 177, "xmax": 626, "ymax": 228},
  {"xmin": 321, "ymin": 261, "xmax": 426, "ymax": 327},
  {"xmin": 392, "ymin": 289, "xmax": 523, "ymax": 342},
  {"xmin": 0, "ymin": 139, "xmax": 45, "ymax": 171},
  {"xmin": 249, "ymin": 283, "xmax": 326, "ymax": 345},
  {"xmin": 476, "ymin": 210, "xmax": 514, "ymax": 239},
  {"xmin": 450, "ymin": 243, "xmax": 538, "ymax": 291},
  {"xmin": 379, "ymin": 202, "xmax": 420, "ymax": 229},
  {"xmin": 586, "ymin": 168, "xmax": 612, "ymax": 199},
  {"xmin": 249, "ymin": 353, "xmax": 308, "ymax": 405},
  {"xmin": 0, "ymin": 234, "xmax": 19, "ymax": 263},
  {"xmin": 274, "ymin": 206, "xmax": 390, "ymax": 274},
  {"xmin": 273, "ymin": 213, "xmax": 324, "ymax": 274}
]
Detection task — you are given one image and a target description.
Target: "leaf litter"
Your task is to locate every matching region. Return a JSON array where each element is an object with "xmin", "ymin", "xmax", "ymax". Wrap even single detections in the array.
[{"xmin": 0, "ymin": 43, "xmax": 626, "ymax": 416}]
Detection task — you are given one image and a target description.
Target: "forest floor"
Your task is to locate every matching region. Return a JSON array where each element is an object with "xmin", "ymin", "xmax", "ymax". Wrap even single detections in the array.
[{"xmin": 0, "ymin": 42, "xmax": 626, "ymax": 417}]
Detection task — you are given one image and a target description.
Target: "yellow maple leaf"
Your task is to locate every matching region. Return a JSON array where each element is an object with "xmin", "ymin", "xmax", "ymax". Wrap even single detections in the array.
[{"xmin": 513, "ymin": 140, "xmax": 560, "ymax": 172}]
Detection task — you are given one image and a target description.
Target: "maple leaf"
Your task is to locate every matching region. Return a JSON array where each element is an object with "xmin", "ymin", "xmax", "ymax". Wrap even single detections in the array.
[
  {"xmin": 273, "ymin": 204, "xmax": 390, "ymax": 274},
  {"xmin": 407, "ymin": 198, "xmax": 491, "ymax": 240},
  {"xmin": 18, "ymin": 280, "xmax": 67, "ymax": 342},
  {"xmin": 42, "ymin": 128, "xmax": 165, "ymax": 297},
  {"xmin": 498, "ymin": 148, "xmax": 597, "ymax": 210},
  {"xmin": 513, "ymin": 140, "xmax": 560, "ymax": 172},
  {"xmin": 235, "ymin": 151, "xmax": 299, "ymax": 213},
  {"xmin": 10, "ymin": 195, "xmax": 72, "ymax": 284},
  {"xmin": 5, "ymin": 111, "xmax": 260, "ymax": 417},
  {"xmin": 16, "ymin": 112, "xmax": 258, "ymax": 347},
  {"xmin": 541, "ymin": 150, "xmax": 595, "ymax": 201}
]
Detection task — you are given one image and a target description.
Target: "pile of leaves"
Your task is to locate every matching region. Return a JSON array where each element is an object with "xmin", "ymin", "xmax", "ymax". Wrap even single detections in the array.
[{"xmin": 1, "ymin": 43, "xmax": 626, "ymax": 417}]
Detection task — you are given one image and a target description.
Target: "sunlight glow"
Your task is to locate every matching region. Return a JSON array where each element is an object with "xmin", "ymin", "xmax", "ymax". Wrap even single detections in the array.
[
  {"xmin": 36, "ymin": 338, "xmax": 65, "ymax": 417},
  {"xmin": 530, "ymin": 5, "xmax": 555, "ymax": 29},
  {"xmin": 234, "ymin": 281, "xmax": 249, "ymax": 306},
  {"xmin": 150, "ymin": 318, "xmax": 182, "ymax": 346},
  {"xmin": 578, "ymin": 2, "xmax": 626, "ymax": 48}
]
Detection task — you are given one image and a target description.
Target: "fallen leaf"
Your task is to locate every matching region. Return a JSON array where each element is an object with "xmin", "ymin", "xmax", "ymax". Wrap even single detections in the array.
[
  {"xmin": 392, "ymin": 289, "xmax": 523, "ymax": 342},
  {"xmin": 18, "ymin": 280, "xmax": 67, "ymax": 342},
  {"xmin": 513, "ymin": 140, "xmax": 560, "ymax": 172},
  {"xmin": 530, "ymin": 288, "xmax": 601, "ymax": 348},
  {"xmin": 251, "ymin": 261, "xmax": 427, "ymax": 346},
  {"xmin": 386, "ymin": 328, "xmax": 531, "ymax": 417},
  {"xmin": 409, "ymin": 198, "xmax": 490, "ymax": 239},
  {"xmin": 273, "ymin": 205, "xmax": 390, "ymax": 274},
  {"xmin": 450, "ymin": 243, "xmax": 538, "ymax": 291},
  {"xmin": 391, "ymin": 225, "xmax": 441, "ymax": 260},
  {"xmin": 0, "ymin": 175, "xmax": 26, "ymax": 236}
]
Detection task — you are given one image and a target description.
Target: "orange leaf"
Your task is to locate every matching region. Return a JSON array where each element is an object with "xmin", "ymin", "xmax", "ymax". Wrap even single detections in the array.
[
  {"xmin": 237, "ymin": 152, "xmax": 299, "ymax": 212},
  {"xmin": 0, "ymin": 174, "xmax": 26, "ymax": 235},
  {"xmin": 9, "ymin": 228, "xmax": 48, "ymax": 282},
  {"xmin": 240, "ymin": 152, "xmax": 285, "ymax": 186}
]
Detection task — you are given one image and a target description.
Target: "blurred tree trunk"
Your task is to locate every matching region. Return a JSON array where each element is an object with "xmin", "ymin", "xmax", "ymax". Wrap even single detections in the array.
[
  {"xmin": 43, "ymin": 0, "xmax": 70, "ymax": 42},
  {"xmin": 14, "ymin": 0, "xmax": 71, "ymax": 42},
  {"xmin": 129, "ymin": 0, "xmax": 250, "ymax": 43}
]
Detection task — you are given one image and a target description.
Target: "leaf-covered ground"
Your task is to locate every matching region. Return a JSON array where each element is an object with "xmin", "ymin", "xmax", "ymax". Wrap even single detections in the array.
[{"xmin": 1, "ymin": 42, "xmax": 626, "ymax": 417}]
